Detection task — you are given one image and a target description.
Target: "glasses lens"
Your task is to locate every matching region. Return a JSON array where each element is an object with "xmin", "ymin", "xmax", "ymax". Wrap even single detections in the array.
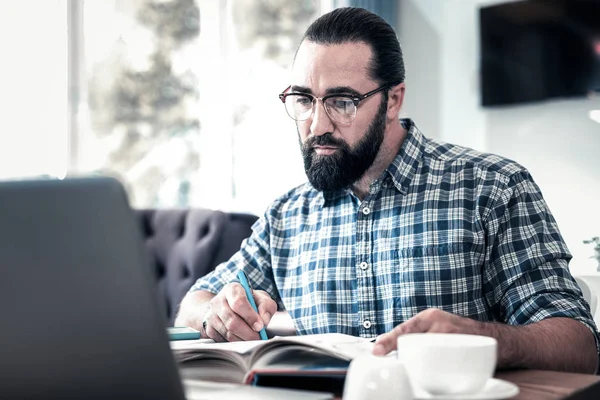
[
  {"xmin": 284, "ymin": 94, "xmax": 313, "ymax": 121},
  {"xmin": 324, "ymin": 96, "xmax": 356, "ymax": 124}
]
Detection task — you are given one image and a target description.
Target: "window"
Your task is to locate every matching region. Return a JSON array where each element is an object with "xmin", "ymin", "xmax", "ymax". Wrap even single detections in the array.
[
  {"xmin": 78, "ymin": 0, "xmax": 327, "ymax": 213},
  {"xmin": 0, "ymin": 0, "xmax": 68, "ymax": 180}
]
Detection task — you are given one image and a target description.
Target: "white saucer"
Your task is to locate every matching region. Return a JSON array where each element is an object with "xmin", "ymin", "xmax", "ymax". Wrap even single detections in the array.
[{"xmin": 413, "ymin": 378, "xmax": 519, "ymax": 400}]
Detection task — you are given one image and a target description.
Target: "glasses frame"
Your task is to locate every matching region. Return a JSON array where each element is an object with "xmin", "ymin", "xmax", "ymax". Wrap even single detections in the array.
[{"xmin": 278, "ymin": 84, "xmax": 391, "ymax": 125}]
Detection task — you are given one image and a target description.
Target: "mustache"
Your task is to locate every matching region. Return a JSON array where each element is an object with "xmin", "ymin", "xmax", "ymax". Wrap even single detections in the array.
[{"xmin": 305, "ymin": 133, "xmax": 345, "ymax": 148}]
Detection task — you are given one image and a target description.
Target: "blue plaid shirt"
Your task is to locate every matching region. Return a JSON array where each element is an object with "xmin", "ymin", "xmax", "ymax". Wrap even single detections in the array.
[{"xmin": 191, "ymin": 119, "xmax": 598, "ymax": 347}]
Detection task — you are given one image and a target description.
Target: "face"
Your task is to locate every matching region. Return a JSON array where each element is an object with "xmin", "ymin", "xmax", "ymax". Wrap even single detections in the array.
[
  {"xmin": 298, "ymin": 99, "xmax": 386, "ymax": 192},
  {"xmin": 291, "ymin": 41, "xmax": 388, "ymax": 192}
]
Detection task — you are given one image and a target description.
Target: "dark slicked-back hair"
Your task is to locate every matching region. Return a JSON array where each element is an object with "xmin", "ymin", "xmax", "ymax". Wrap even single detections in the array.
[{"xmin": 301, "ymin": 7, "xmax": 405, "ymax": 87}]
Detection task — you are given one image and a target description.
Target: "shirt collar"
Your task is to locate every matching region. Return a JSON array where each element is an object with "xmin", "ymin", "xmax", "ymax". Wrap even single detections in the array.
[
  {"xmin": 322, "ymin": 187, "xmax": 352, "ymax": 206},
  {"xmin": 384, "ymin": 118, "xmax": 424, "ymax": 195},
  {"xmin": 320, "ymin": 118, "xmax": 424, "ymax": 205}
]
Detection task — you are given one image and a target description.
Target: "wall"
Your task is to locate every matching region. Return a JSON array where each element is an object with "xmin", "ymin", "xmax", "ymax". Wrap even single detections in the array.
[
  {"xmin": 397, "ymin": 0, "xmax": 442, "ymax": 141},
  {"xmin": 488, "ymin": 99, "xmax": 600, "ymax": 275},
  {"xmin": 397, "ymin": 0, "xmax": 600, "ymax": 275}
]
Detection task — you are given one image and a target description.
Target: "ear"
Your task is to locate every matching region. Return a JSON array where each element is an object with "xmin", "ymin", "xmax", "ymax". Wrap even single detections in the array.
[{"xmin": 386, "ymin": 83, "xmax": 406, "ymax": 121}]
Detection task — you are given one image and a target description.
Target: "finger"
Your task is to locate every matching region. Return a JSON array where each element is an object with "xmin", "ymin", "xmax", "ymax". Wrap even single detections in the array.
[
  {"xmin": 220, "ymin": 307, "xmax": 261, "ymax": 341},
  {"xmin": 210, "ymin": 314, "xmax": 245, "ymax": 342},
  {"xmin": 372, "ymin": 312, "xmax": 435, "ymax": 356},
  {"xmin": 224, "ymin": 329, "xmax": 245, "ymax": 342},
  {"xmin": 227, "ymin": 284, "xmax": 265, "ymax": 333},
  {"xmin": 372, "ymin": 326, "xmax": 402, "ymax": 356},
  {"xmin": 254, "ymin": 290, "xmax": 277, "ymax": 324},
  {"xmin": 205, "ymin": 314, "xmax": 228, "ymax": 342},
  {"xmin": 213, "ymin": 286, "xmax": 260, "ymax": 341},
  {"xmin": 206, "ymin": 301, "xmax": 246, "ymax": 342},
  {"xmin": 399, "ymin": 313, "xmax": 431, "ymax": 334}
]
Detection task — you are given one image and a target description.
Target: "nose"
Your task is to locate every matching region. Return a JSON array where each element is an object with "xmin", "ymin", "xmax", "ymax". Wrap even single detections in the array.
[{"xmin": 309, "ymin": 99, "xmax": 335, "ymax": 137}]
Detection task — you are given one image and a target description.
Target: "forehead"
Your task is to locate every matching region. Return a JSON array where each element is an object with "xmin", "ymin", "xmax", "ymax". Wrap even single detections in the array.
[{"xmin": 291, "ymin": 41, "xmax": 373, "ymax": 92}]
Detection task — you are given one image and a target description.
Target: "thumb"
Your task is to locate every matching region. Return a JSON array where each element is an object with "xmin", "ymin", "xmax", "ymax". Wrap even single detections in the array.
[
  {"xmin": 372, "ymin": 330, "xmax": 399, "ymax": 356},
  {"xmin": 254, "ymin": 290, "xmax": 277, "ymax": 324}
]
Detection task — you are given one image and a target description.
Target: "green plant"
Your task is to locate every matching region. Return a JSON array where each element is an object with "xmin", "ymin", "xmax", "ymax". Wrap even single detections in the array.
[{"xmin": 583, "ymin": 237, "xmax": 600, "ymax": 265}]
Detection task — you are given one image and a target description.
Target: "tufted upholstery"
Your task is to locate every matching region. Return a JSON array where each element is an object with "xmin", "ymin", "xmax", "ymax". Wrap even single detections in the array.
[{"xmin": 135, "ymin": 208, "xmax": 258, "ymax": 326}]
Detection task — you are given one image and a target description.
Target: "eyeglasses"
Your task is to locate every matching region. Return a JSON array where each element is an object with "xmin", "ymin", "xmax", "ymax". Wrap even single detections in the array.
[{"xmin": 278, "ymin": 84, "xmax": 390, "ymax": 125}]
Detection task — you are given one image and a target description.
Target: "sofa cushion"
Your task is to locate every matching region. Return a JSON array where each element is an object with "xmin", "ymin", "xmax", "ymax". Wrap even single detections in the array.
[{"xmin": 135, "ymin": 209, "xmax": 258, "ymax": 326}]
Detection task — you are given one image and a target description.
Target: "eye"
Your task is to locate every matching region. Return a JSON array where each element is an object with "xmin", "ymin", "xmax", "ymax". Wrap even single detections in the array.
[
  {"xmin": 327, "ymin": 97, "xmax": 354, "ymax": 111},
  {"xmin": 294, "ymin": 96, "xmax": 312, "ymax": 106}
]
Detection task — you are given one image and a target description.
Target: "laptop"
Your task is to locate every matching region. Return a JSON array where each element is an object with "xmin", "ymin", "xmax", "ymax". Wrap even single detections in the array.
[{"xmin": 0, "ymin": 177, "xmax": 332, "ymax": 400}]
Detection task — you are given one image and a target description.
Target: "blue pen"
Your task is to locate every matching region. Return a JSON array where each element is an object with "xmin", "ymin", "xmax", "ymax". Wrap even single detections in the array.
[{"xmin": 237, "ymin": 270, "xmax": 269, "ymax": 340}]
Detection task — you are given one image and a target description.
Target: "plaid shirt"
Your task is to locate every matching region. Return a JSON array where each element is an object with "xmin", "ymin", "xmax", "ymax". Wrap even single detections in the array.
[{"xmin": 191, "ymin": 119, "xmax": 598, "ymax": 347}]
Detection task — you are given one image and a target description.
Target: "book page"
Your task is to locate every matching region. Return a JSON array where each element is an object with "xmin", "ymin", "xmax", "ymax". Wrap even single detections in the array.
[
  {"xmin": 172, "ymin": 339, "xmax": 265, "ymax": 374},
  {"xmin": 171, "ymin": 333, "xmax": 374, "ymax": 379},
  {"xmin": 179, "ymin": 358, "xmax": 249, "ymax": 384},
  {"xmin": 249, "ymin": 333, "xmax": 375, "ymax": 366},
  {"xmin": 250, "ymin": 347, "xmax": 352, "ymax": 371},
  {"xmin": 171, "ymin": 339, "xmax": 264, "ymax": 354}
]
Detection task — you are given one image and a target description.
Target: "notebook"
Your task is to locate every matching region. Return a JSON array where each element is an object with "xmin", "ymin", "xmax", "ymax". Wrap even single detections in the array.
[
  {"xmin": 172, "ymin": 332, "xmax": 375, "ymax": 393},
  {"xmin": 0, "ymin": 177, "xmax": 332, "ymax": 400}
]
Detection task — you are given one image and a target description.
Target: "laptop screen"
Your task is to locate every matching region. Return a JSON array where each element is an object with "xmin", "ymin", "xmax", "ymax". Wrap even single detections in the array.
[{"xmin": 0, "ymin": 177, "xmax": 186, "ymax": 400}]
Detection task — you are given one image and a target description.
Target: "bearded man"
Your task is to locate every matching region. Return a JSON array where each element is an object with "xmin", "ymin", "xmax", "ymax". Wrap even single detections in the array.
[{"xmin": 176, "ymin": 7, "xmax": 599, "ymax": 373}]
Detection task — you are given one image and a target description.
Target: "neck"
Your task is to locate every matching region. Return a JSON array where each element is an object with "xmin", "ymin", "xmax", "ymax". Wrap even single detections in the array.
[{"xmin": 351, "ymin": 119, "xmax": 407, "ymax": 200}]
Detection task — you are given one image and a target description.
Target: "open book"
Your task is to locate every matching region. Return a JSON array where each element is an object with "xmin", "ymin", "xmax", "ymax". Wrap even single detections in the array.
[{"xmin": 171, "ymin": 333, "xmax": 375, "ymax": 392}]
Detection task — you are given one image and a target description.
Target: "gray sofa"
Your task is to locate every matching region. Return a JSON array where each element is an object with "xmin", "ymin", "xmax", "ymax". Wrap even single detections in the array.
[{"xmin": 136, "ymin": 208, "xmax": 258, "ymax": 326}]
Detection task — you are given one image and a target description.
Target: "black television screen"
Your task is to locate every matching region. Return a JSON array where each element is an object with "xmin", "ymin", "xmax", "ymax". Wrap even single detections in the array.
[{"xmin": 480, "ymin": 0, "xmax": 600, "ymax": 107}]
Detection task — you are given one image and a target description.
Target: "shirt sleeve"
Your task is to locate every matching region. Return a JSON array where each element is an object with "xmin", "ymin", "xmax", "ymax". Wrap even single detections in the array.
[
  {"xmin": 482, "ymin": 170, "xmax": 600, "ymax": 357},
  {"xmin": 188, "ymin": 212, "xmax": 284, "ymax": 310}
]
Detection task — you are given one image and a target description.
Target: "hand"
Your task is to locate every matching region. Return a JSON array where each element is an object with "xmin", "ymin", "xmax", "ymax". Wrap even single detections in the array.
[
  {"xmin": 372, "ymin": 308, "xmax": 482, "ymax": 356},
  {"xmin": 203, "ymin": 282, "xmax": 277, "ymax": 342}
]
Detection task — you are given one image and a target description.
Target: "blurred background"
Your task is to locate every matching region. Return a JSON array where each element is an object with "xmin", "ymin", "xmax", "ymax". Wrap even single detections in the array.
[{"xmin": 0, "ymin": 0, "xmax": 599, "ymax": 274}]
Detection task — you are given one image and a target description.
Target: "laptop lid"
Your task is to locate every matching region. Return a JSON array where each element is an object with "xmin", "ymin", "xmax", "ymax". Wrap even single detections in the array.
[{"xmin": 0, "ymin": 177, "xmax": 186, "ymax": 400}]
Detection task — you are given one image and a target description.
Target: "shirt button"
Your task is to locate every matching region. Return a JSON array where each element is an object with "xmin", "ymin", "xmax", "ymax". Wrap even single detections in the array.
[
  {"xmin": 362, "ymin": 207, "xmax": 371, "ymax": 215},
  {"xmin": 359, "ymin": 262, "xmax": 369, "ymax": 270},
  {"xmin": 363, "ymin": 320, "xmax": 372, "ymax": 329}
]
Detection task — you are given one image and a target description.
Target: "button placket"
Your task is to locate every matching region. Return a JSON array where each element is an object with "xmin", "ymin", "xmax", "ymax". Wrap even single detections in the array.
[{"xmin": 356, "ymin": 197, "xmax": 375, "ymax": 337}]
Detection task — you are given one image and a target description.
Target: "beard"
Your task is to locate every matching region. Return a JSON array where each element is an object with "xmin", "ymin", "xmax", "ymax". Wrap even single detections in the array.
[{"xmin": 299, "ymin": 97, "xmax": 387, "ymax": 192}]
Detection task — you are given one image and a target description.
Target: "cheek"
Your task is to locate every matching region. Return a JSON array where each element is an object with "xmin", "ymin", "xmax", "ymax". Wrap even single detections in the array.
[
  {"xmin": 296, "ymin": 121, "xmax": 311, "ymax": 141},
  {"xmin": 345, "ymin": 110, "xmax": 377, "ymax": 144},
  {"xmin": 338, "ymin": 126, "xmax": 363, "ymax": 147}
]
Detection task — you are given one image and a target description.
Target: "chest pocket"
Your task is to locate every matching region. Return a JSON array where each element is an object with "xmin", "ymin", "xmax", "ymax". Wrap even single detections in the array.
[{"xmin": 392, "ymin": 242, "xmax": 490, "ymax": 318}]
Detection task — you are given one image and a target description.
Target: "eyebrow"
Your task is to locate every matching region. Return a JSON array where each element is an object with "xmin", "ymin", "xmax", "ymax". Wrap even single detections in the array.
[
  {"xmin": 290, "ymin": 85, "xmax": 312, "ymax": 94},
  {"xmin": 290, "ymin": 85, "xmax": 362, "ymax": 97}
]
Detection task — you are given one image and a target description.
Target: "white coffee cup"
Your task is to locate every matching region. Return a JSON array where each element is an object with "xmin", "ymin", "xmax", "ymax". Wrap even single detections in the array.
[
  {"xmin": 396, "ymin": 333, "xmax": 497, "ymax": 396},
  {"xmin": 343, "ymin": 354, "xmax": 413, "ymax": 400}
]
